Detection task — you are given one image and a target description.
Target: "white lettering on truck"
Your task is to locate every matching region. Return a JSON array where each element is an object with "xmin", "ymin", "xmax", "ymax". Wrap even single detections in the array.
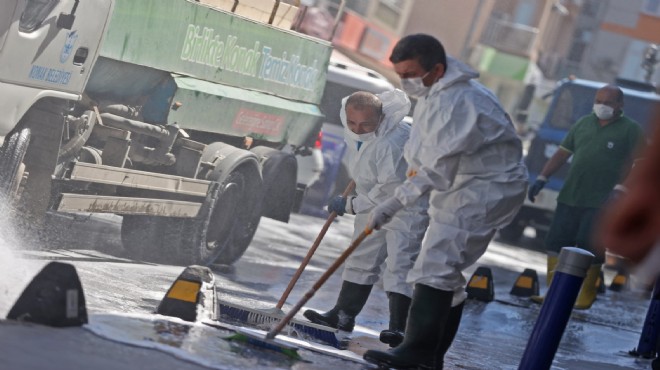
[{"xmin": 180, "ymin": 24, "xmax": 319, "ymax": 92}]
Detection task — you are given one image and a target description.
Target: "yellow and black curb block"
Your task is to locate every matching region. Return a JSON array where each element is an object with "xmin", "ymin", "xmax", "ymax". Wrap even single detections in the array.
[
  {"xmin": 466, "ymin": 266, "xmax": 494, "ymax": 302},
  {"xmin": 510, "ymin": 268, "xmax": 539, "ymax": 297},
  {"xmin": 609, "ymin": 267, "xmax": 630, "ymax": 292},
  {"xmin": 7, "ymin": 261, "xmax": 88, "ymax": 327},
  {"xmin": 157, "ymin": 265, "xmax": 217, "ymax": 322}
]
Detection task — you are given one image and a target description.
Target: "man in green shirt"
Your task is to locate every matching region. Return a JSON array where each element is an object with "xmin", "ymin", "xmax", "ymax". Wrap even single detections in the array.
[{"xmin": 528, "ymin": 84, "xmax": 644, "ymax": 309}]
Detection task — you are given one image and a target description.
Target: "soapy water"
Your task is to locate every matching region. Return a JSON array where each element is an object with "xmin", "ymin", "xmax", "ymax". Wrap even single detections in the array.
[{"xmin": 0, "ymin": 210, "xmax": 42, "ymax": 317}]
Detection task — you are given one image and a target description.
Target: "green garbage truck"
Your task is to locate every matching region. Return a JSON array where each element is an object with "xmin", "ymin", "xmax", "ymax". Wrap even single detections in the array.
[{"xmin": 0, "ymin": 0, "xmax": 333, "ymax": 265}]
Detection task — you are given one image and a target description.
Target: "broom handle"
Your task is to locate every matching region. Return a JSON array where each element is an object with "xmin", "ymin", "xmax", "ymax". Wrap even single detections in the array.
[
  {"xmin": 267, "ymin": 229, "xmax": 372, "ymax": 339},
  {"xmin": 275, "ymin": 180, "xmax": 356, "ymax": 309}
]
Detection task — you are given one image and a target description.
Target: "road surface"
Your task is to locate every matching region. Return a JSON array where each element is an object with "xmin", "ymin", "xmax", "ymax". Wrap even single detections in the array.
[{"xmin": 0, "ymin": 211, "xmax": 654, "ymax": 369}]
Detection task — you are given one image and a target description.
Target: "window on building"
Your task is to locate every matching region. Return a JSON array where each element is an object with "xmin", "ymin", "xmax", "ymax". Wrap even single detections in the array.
[
  {"xmin": 318, "ymin": 0, "xmax": 368, "ymax": 17},
  {"xmin": 513, "ymin": 0, "xmax": 538, "ymax": 26},
  {"xmin": 621, "ymin": 39, "xmax": 660, "ymax": 83},
  {"xmin": 374, "ymin": 0, "xmax": 406, "ymax": 30},
  {"xmin": 346, "ymin": 0, "xmax": 369, "ymax": 16},
  {"xmin": 643, "ymin": 0, "xmax": 660, "ymax": 16},
  {"xmin": 582, "ymin": 0, "xmax": 600, "ymax": 17},
  {"xmin": 567, "ymin": 29, "xmax": 591, "ymax": 63}
]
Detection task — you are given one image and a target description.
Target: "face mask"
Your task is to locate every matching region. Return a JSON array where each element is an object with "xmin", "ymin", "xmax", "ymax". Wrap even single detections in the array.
[
  {"xmin": 593, "ymin": 104, "xmax": 614, "ymax": 120},
  {"xmin": 401, "ymin": 71, "xmax": 431, "ymax": 98},
  {"xmin": 344, "ymin": 127, "xmax": 376, "ymax": 142}
]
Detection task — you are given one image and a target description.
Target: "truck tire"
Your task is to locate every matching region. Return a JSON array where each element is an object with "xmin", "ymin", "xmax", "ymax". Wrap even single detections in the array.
[
  {"xmin": 154, "ymin": 143, "xmax": 264, "ymax": 266},
  {"xmin": 0, "ymin": 128, "xmax": 30, "ymax": 207},
  {"xmin": 16, "ymin": 99, "xmax": 67, "ymax": 225},
  {"xmin": 197, "ymin": 162, "xmax": 263, "ymax": 264},
  {"xmin": 250, "ymin": 146, "xmax": 297, "ymax": 223}
]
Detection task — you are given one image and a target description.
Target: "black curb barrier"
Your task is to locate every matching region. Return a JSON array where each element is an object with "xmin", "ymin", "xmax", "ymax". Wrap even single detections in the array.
[
  {"xmin": 466, "ymin": 266, "xmax": 494, "ymax": 302},
  {"xmin": 157, "ymin": 265, "xmax": 217, "ymax": 322},
  {"xmin": 510, "ymin": 268, "xmax": 540, "ymax": 297},
  {"xmin": 7, "ymin": 262, "xmax": 88, "ymax": 327}
]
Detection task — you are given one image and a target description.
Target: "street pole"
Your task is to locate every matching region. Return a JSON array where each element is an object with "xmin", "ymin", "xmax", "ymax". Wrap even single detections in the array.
[{"xmin": 519, "ymin": 247, "xmax": 595, "ymax": 370}]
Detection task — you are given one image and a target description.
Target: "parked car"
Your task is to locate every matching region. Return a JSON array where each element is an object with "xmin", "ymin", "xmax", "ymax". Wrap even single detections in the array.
[{"xmin": 298, "ymin": 59, "xmax": 396, "ymax": 217}]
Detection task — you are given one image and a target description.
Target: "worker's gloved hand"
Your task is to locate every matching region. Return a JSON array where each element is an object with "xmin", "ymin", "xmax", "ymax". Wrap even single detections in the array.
[
  {"xmin": 367, "ymin": 197, "xmax": 404, "ymax": 231},
  {"xmin": 528, "ymin": 176, "xmax": 547, "ymax": 203},
  {"xmin": 606, "ymin": 184, "xmax": 627, "ymax": 204},
  {"xmin": 328, "ymin": 196, "xmax": 347, "ymax": 216}
]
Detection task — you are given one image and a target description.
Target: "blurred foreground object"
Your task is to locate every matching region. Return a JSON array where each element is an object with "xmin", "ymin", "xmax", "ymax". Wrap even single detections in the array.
[{"xmin": 599, "ymin": 115, "xmax": 660, "ymax": 282}]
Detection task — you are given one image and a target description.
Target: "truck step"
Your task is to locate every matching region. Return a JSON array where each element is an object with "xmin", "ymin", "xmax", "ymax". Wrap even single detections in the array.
[
  {"xmin": 68, "ymin": 162, "xmax": 210, "ymax": 197},
  {"xmin": 56, "ymin": 193, "xmax": 202, "ymax": 217}
]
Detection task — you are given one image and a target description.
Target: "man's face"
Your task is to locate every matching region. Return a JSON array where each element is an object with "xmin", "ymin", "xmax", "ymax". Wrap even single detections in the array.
[
  {"xmin": 594, "ymin": 88, "xmax": 623, "ymax": 113},
  {"xmin": 346, "ymin": 105, "xmax": 381, "ymax": 134},
  {"xmin": 393, "ymin": 58, "xmax": 444, "ymax": 87}
]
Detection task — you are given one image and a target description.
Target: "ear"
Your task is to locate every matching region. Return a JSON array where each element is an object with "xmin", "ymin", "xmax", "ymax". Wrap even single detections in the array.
[{"xmin": 435, "ymin": 63, "xmax": 446, "ymax": 79}]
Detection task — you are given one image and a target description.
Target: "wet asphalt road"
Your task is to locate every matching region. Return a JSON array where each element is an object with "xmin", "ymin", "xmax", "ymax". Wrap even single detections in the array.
[{"xmin": 0, "ymin": 211, "xmax": 655, "ymax": 369}]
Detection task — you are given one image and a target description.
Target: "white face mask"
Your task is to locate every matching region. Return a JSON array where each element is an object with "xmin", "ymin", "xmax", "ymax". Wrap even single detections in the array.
[
  {"xmin": 593, "ymin": 104, "xmax": 615, "ymax": 120},
  {"xmin": 401, "ymin": 71, "xmax": 431, "ymax": 98},
  {"xmin": 344, "ymin": 127, "xmax": 376, "ymax": 142}
]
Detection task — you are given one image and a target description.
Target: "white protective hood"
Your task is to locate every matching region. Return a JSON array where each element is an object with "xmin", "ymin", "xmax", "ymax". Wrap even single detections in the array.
[{"xmin": 339, "ymin": 89, "xmax": 411, "ymax": 148}]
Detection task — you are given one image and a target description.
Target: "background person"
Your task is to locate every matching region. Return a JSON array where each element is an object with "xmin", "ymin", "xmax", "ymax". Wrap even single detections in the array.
[{"xmin": 528, "ymin": 85, "xmax": 645, "ymax": 309}]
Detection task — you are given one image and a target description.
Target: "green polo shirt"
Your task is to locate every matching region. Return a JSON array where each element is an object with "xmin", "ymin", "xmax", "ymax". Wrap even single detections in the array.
[{"xmin": 557, "ymin": 113, "xmax": 644, "ymax": 208}]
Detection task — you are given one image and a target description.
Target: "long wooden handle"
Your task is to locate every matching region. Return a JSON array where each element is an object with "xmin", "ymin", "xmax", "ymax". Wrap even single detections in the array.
[
  {"xmin": 275, "ymin": 180, "xmax": 356, "ymax": 309},
  {"xmin": 267, "ymin": 228, "xmax": 372, "ymax": 339}
]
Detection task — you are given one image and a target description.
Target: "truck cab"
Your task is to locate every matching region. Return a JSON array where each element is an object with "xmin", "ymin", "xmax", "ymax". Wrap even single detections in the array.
[{"xmin": 500, "ymin": 78, "xmax": 660, "ymax": 243}]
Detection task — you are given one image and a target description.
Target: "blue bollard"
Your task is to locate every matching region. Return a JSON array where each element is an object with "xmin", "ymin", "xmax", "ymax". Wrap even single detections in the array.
[
  {"xmin": 519, "ymin": 247, "xmax": 594, "ymax": 370},
  {"xmin": 631, "ymin": 276, "xmax": 660, "ymax": 358}
]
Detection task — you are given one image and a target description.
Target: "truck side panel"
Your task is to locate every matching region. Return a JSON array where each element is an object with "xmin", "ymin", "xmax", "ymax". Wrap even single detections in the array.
[{"xmin": 100, "ymin": 0, "xmax": 331, "ymax": 106}]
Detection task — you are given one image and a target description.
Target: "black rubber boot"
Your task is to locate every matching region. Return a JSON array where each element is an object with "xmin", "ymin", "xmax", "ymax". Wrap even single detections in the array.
[
  {"xmin": 379, "ymin": 292, "xmax": 411, "ymax": 347},
  {"xmin": 434, "ymin": 301, "xmax": 464, "ymax": 368},
  {"xmin": 303, "ymin": 281, "xmax": 372, "ymax": 332},
  {"xmin": 364, "ymin": 284, "xmax": 453, "ymax": 369}
]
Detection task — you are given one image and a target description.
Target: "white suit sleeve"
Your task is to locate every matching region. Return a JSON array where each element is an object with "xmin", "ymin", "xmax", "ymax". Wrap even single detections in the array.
[
  {"xmin": 394, "ymin": 94, "xmax": 497, "ymax": 207},
  {"xmin": 352, "ymin": 141, "xmax": 408, "ymax": 214}
]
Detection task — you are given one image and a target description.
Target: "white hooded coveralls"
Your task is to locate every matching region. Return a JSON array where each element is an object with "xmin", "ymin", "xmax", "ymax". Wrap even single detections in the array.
[
  {"xmin": 393, "ymin": 58, "xmax": 528, "ymax": 306},
  {"xmin": 341, "ymin": 89, "xmax": 429, "ymax": 298}
]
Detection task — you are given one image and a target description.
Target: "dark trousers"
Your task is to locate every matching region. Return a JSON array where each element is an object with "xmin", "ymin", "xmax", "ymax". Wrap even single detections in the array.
[{"xmin": 545, "ymin": 202, "xmax": 604, "ymax": 263}]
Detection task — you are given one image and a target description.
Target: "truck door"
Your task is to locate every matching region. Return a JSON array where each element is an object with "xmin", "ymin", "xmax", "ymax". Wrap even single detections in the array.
[{"xmin": 0, "ymin": 0, "xmax": 113, "ymax": 95}]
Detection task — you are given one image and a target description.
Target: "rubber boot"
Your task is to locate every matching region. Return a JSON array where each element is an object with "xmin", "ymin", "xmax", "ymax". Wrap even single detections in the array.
[
  {"xmin": 364, "ymin": 284, "xmax": 453, "ymax": 369},
  {"xmin": 574, "ymin": 264, "xmax": 601, "ymax": 310},
  {"xmin": 530, "ymin": 252, "xmax": 559, "ymax": 304},
  {"xmin": 303, "ymin": 281, "xmax": 372, "ymax": 332},
  {"xmin": 434, "ymin": 301, "xmax": 465, "ymax": 368},
  {"xmin": 379, "ymin": 292, "xmax": 411, "ymax": 347}
]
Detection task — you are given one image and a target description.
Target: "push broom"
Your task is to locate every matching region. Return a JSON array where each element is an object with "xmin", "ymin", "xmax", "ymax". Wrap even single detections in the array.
[
  {"xmin": 266, "ymin": 228, "xmax": 372, "ymax": 340},
  {"xmin": 224, "ymin": 228, "xmax": 372, "ymax": 359},
  {"xmin": 219, "ymin": 181, "xmax": 356, "ymax": 347}
]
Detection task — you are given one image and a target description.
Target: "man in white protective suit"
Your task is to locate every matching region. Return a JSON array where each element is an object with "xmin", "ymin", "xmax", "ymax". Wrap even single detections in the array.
[
  {"xmin": 363, "ymin": 34, "xmax": 528, "ymax": 369},
  {"xmin": 303, "ymin": 90, "xmax": 429, "ymax": 347}
]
